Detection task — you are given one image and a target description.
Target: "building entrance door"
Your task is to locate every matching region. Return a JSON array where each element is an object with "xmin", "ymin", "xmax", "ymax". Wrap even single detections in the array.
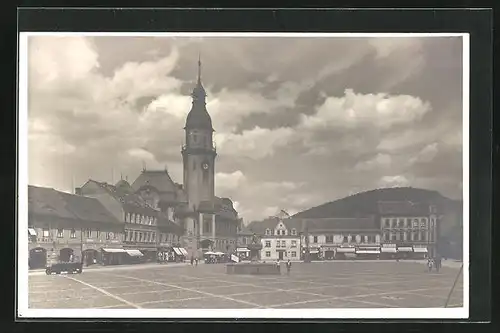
[{"xmin": 278, "ymin": 251, "xmax": 284, "ymax": 260}]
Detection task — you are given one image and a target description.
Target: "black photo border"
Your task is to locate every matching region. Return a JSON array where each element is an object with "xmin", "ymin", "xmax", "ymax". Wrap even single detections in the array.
[{"xmin": 6, "ymin": 6, "xmax": 494, "ymax": 333}]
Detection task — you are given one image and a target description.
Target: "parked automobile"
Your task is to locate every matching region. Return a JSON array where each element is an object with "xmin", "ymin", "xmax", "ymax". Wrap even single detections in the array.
[{"xmin": 45, "ymin": 262, "xmax": 83, "ymax": 275}]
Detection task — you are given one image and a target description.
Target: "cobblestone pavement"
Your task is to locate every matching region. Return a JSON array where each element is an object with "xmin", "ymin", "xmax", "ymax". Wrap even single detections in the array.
[{"xmin": 28, "ymin": 261, "xmax": 463, "ymax": 309}]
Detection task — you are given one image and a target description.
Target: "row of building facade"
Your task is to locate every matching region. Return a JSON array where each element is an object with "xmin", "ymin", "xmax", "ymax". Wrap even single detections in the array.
[{"xmin": 238, "ymin": 200, "xmax": 441, "ymax": 261}]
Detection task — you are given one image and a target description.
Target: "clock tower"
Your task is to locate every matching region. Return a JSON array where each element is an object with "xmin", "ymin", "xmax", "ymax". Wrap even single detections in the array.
[{"xmin": 182, "ymin": 55, "xmax": 216, "ymax": 212}]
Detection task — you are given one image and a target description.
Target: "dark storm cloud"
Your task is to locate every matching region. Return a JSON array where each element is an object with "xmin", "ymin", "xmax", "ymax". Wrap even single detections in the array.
[{"xmin": 28, "ymin": 35, "xmax": 464, "ymax": 221}]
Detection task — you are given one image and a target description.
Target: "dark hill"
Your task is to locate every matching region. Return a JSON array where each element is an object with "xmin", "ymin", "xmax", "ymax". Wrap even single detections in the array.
[{"xmin": 293, "ymin": 187, "xmax": 456, "ymax": 219}]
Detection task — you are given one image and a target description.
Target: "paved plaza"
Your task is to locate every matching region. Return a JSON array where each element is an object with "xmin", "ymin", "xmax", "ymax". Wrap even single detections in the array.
[{"xmin": 28, "ymin": 261, "xmax": 463, "ymax": 309}]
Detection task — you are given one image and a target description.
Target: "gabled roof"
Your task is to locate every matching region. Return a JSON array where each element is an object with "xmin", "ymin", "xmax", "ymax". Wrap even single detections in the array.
[
  {"xmin": 28, "ymin": 185, "xmax": 120, "ymax": 225},
  {"xmin": 131, "ymin": 169, "xmax": 177, "ymax": 194},
  {"xmin": 304, "ymin": 217, "xmax": 378, "ymax": 232},
  {"xmin": 247, "ymin": 218, "xmax": 302, "ymax": 236},
  {"xmin": 59, "ymin": 192, "xmax": 121, "ymax": 224},
  {"xmin": 28, "ymin": 186, "xmax": 74, "ymax": 219},
  {"xmin": 90, "ymin": 179, "xmax": 154, "ymax": 208}
]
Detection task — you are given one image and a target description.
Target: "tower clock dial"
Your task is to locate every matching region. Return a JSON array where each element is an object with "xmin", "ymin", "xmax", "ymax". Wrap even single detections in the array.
[{"xmin": 202, "ymin": 162, "xmax": 209, "ymax": 170}]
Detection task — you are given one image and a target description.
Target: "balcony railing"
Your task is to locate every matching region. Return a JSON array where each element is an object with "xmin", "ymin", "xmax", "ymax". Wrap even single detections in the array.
[{"xmin": 181, "ymin": 144, "xmax": 217, "ymax": 153}]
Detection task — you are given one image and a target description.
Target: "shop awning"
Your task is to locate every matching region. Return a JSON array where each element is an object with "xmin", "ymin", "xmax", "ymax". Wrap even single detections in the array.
[
  {"xmin": 125, "ymin": 249, "xmax": 144, "ymax": 257},
  {"xmin": 214, "ymin": 252, "xmax": 225, "ymax": 255},
  {"xmin": 309, "ymin": 250, "xmax": 319, "ymax": 254},
  {"xmin": 179, "ymin": 248, "xmax": 188, "ymax": 256},
  {"xmin": 28, "ymin": 228, "xmax": 37, "ymax": 236},
  {"xmin": 381, "ymin": 247, "xmax": 397, "ymax": 253},
  {"xmin": 173, "ymin": 248, "xmax": 182, "ymax": 255},
  {"xmin": 336, "ymin": 248, "xmax": 356, "ymax": 253},
  {"xmin": 413, "ymin": 247, "xmax": 428, "ymax": 253},
  {"xmin": 102, "ymin": 248, "xmax": 126, "ymax": 253},
  {"xmin": 356, "ymin": 250, "xmax": 380, "ymax": 254},
  {"xmin": 236, "ymin": 248, "xmax": 250, "ymax": 252},
  {"xmin": 204, "ymin": 251, "xmax": 215, "ymax": 255},
  {"xmin": 398, "ymin": 247, "xmax": 413, "ymax": 252}
]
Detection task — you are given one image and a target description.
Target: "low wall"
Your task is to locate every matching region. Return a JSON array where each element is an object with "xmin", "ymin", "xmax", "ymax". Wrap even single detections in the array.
[{"xmin": 226, "ymin": 262, "xmax": 280, "ymax": 275}]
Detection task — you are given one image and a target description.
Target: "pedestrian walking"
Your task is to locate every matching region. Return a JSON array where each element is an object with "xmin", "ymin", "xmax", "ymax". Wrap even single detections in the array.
[
  {"xmin": 427, "ymin": 258, "xmax": 433, "ymax": 272},
  {"xmin": 286, "ymin": 259, "xmax": 292, "ymax": 275},
  {"xmin": 435, "ymin": 256, "xmax": 441, "ymax": 273},
  {"xmin": 190, "ymin": 256, "xmax": 194, "ymax": 266},
  {"xmin": 195, "ymin": 257, "xmax": 199, "ymax": 266},
  {"xmin": 275, "ymin": 259, "xmax": 281, "ymax": 273}
]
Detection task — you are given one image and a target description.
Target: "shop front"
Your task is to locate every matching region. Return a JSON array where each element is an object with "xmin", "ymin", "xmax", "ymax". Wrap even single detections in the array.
[
  {"xmin": 139, "ymin": 248, "xmax": 158, "ymax": 262},
  {"xmin": 412, "ymin": 246, "xmax": 428, "ymax": 259},
  {"xmin": 302, "ymin": 247, "xmax": 320, "ymax": 261},
  {"xmin": 380, "ymin": 244, "xmax": 397, "ymax": 259},
  {"xmin": 172, "ymin": 247, "xmax": 187, "ymax": 262},
  {"xmin": 126, "ymin": 249, "xmax": 145, "ymax": 263},
  {"xmin": 355, "ymin": 247, "xmax": 380, "ymax": 259},
  {"xmin": 335, "ymin": 247, "xmax": 356, "ymax": 260},
  {"xmin": 101, "ymin": 248, "xmax": 126, "ymax": 265},
  {"xmin": 397, "ymin": 246, "xmax": 414, "ymax": 259},
  {"xmin": 83, "ymin": 249, "xmax": 100, "ymax": 266},
  {"xmin": 236, "ymin": 247, "xmax": 250, "ymax": 261},
  {"xmin": 321, "ymin": 246, "xmax": 337, "ymax": 260}
]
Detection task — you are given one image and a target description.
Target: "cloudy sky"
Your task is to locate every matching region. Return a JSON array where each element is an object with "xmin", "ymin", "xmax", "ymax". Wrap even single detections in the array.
[{"xmin": 26, "ymin": 34, "xmax": 464, "ymax": 222}]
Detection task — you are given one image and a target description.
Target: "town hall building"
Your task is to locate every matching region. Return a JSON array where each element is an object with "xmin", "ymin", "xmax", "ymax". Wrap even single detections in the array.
[{"xmin": 78, "ymin": 57, "xmax": 240, "ymax": 259}]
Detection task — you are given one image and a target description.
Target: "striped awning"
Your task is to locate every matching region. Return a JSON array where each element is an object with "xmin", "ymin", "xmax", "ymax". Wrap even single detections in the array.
[
  {"xmin": 173, "ymin": 248, "xmax": 182, "ymax": 255},
  {"xmin": 179, "ymin": 248, "xmax": 188, "ymax": 256},
  {"xmin": 28, "ymin": 228, "xmax": 37, "ymax": 236},
  {"xmin": 398, "ymin": 247, "xmax": 413, "ymax": 252}
]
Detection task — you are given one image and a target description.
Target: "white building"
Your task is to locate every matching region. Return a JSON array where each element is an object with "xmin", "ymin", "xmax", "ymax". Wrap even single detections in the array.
[{"xmin": 247, "ymin": 218, "xmax": 302, "ymax": 261}]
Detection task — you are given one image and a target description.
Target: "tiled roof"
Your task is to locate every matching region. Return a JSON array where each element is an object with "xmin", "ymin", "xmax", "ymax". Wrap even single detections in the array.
[
  {"xmin": 304, "ymin": 217, "xmax": 378, "ymax": 231},
  {"xmin": 59, "ymin": 192, "xmax": 121, "ymax": 224},
  {"xmin": 28, "ymin": 185, "xmax": 120, "ymax": 225},
  {"xmin": 247, "ymin": 218, "xmax": 303, "ymax": 235},
  {"xmin": 131, "ymin": 169, "xmax": 177, "ymax": 193},
  {"xmin": 377, "ymin": 201, "xmax": 429, "ymax": 216},
  {"xmin": 28, "ymin": 186, "xmax": 74, "ymax": 219},
  {"xmin": 89, "ymin": 180, "xmax": 157, "ymax": 212}
]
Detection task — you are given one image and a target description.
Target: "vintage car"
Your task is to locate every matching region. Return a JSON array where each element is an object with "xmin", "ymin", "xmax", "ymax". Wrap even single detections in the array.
[{"xmin": 45, "ymin": 262, "xmax": 83, "ymax": 275}]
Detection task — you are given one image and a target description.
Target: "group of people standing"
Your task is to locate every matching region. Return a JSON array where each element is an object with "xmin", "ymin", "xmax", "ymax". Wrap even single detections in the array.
[
  {"xmin": 427, "ymin": 256, "xmax": 442, "ymax": 272},
  {"xmin": 275, "ymin": 259, "xmax": 293, "ymax": 275}
]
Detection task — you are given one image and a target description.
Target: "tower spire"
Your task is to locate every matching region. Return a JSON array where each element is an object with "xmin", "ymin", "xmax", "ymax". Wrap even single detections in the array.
[{"xmin": 197, "ymin": 52, "xmax": 202, "ymax": 84}]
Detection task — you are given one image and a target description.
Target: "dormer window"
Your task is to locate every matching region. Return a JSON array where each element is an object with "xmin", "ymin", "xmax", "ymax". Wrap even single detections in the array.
[
  {"xmin": 291, "ymin": 228, "xmax": 297, "ymax": 236},
  {"xmin": 265, "ymin": 229, "xmax": 271, "ymax": 236}
]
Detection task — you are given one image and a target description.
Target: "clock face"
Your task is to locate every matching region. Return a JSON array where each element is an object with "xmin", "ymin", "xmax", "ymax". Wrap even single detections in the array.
[{"xmin": 202, "ymin": 163, "xmax": 209, "ymax": 170}]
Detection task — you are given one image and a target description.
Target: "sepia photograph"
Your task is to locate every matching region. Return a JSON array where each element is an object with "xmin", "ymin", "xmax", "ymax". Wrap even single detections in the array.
[{"xmin": 18, "ymin": 32, "xmax": 468, "ymax": 319}]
